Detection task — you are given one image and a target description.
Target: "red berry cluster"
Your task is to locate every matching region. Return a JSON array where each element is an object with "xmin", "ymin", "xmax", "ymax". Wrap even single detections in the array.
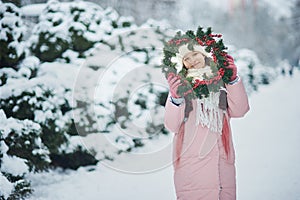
[
  {"xmin": 196, "ymin": 37, "xmax": 204, "ymax": 46},
  {"xmin": 192, "ymin": 68, "xmax": 225, "ymax": 89},
  {"xmin": 212, "ymin": 48, "xmax": 227, "ymax": 63},
  {"xmin": 168, "ymin": 38, "xmax": 190, "ymax": 45},
  {"xmin": 209, "ymin": 34, "xmax": 222, "ymax": 38},
  {"xmin": 206, "ymin": 40, "xmax": 215, "ymax": 46}
]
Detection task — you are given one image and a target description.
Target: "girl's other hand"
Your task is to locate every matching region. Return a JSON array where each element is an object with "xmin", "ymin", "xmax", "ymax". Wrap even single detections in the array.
[
  {"xmin": 167, "ymin": 73, "xmax": 182, "ymax": 98},
  {"xmin": 226, "ymin": 54, "xmax": 237, "ymax": 82}
]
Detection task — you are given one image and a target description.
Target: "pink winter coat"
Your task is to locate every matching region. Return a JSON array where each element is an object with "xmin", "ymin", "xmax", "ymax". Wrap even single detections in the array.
[{"xmin": 164, "ymin": 78, "xmax": 250, "ymax": 200}]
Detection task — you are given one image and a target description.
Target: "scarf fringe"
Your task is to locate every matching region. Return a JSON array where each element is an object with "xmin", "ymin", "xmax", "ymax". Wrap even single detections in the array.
[{"xmin": 196, "ymin": 92, "xmax": 223, "ymax": 133}]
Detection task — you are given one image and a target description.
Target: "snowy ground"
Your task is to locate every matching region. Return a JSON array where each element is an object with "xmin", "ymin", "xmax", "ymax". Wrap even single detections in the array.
[
  {"xmin": 233, "ymin": 69, "xmax": 300, "ymax": 200},
  {"xmin": 26, "ymin": 69, "xmax": 300, "ymax": 200}
]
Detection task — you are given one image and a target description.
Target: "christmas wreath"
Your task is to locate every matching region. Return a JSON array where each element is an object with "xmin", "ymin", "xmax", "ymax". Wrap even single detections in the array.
[{"xmin": 161, "ymin": 26, "xmax": 233, "ymax": 100}]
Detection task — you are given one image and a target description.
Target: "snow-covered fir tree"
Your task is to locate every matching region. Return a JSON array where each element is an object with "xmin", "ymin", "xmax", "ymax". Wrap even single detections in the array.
[
  {"xmin": 0, "ymin": 112, "xmax": 33, "ymax": 199},
  {"xmin": 29, "ymin": 0, "xmax": 118, "ymax": 61},
  {"xmin": 0, "ymin": 1, "xmax": 26, "ymax": 69}
]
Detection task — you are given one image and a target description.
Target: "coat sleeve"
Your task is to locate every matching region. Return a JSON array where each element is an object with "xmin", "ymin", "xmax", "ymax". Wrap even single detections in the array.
[
  {"xmin": 226, "ymin": 77, "xmax": 250, "ymax": 118},
  {"xmin": 164, "ymin": 93, "xmax": 185, "ymax": 133}
]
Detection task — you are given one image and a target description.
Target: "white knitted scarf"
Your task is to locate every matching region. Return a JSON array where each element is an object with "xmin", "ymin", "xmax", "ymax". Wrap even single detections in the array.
[
  {"xmin": 195, "ymin": 92, "xmax": 224, "ymax": 134},
  {"xmin": 186, "ymin": 66, "xmax": 214, "ymax": 80},
  {"xmin": 187, "ymin": 67, "xmax": 225, "ymax": 134}
]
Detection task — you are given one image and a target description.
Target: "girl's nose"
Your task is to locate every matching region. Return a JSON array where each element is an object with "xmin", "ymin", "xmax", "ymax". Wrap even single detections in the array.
[{"xmin": 191, "ymin": 58, "xmax": 197, "ymax": 64}]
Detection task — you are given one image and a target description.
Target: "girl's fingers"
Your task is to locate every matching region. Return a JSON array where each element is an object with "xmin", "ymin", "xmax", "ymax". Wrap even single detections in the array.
[
  {"xmin": 226, "ymin": 54, "xmax": 234, "ymax": 60},
  {"xmin": 169, "ymin": 76, "xmax": 181, "ymax": 85},
  {"xmin": 167, "ymin": 73, "xmax": 175, "ymax": 81},
  {"xmin": 168, "ymin": 73, "xmax": 180, "ymax": 81},
  {"xmin": 167, "ymin": 75, "xmax": 174, "ymax": 82},
  {"xmin": 170, "ymin": 82, "xmax": 181, "ymax": 89},
  {"xmin": 168, "ymin": 73, "xmax": 181, "ymax": 81},
  {"xmin": 184, "ymin": 89, "xmax": 193, "ymax": 96},
  {"xmin": 171, "ymin": 80, "xmax": 182, "ymax": 89},
  {"xmin": 227, "ymin": 60, "xmax": 235, "ymax": 67}
]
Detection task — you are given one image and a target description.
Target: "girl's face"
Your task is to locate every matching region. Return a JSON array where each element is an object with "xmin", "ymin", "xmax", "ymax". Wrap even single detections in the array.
[{"xmin": 182, "ymin": 51, "xmax": 206, "ymax": 69}]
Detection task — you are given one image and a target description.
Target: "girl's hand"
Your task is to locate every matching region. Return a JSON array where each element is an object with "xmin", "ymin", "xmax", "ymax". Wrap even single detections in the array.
[
  {"xmin": 226, "ymin": 54, "xmax": 237, "ymax": 82},
  {"xmin": 167, "ymin": 73, "xmax": 182, "ymax": 98}
]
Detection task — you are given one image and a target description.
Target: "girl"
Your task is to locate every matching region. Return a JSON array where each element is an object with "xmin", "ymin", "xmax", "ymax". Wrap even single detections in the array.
[{"xmin": 164, "ymin": 36, "xmax": 250, "ymax": 200}]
